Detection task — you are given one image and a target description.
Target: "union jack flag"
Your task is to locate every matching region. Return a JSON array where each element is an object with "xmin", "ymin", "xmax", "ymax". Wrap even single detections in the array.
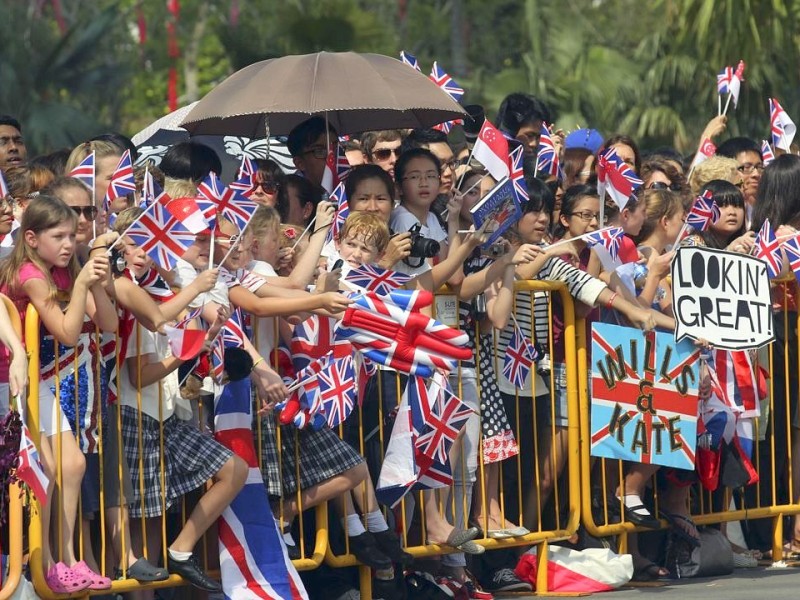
[
  {"xmin": 222, "ymin": 307, "xmax": 247, "ymax": 348},
  {"xmin": 17, "ymin": 418, "xmax": 50, "ymax": 506},
  {"xmin": 716, "ymin": 66, "xmax": 733, "ymax": 95},
  {"xmin": 317, "ymin": 355, "xmax": 356, "ymax": 428},
  {"xmin": 685, "ymin": 190, "xmax": 720, "ymax": 232},
  {"xmin": 509, "ymin": 145, "xmax": 529, "ymax": 206},
  {"xmin": 140, "ymin": 168, "xmax": 164, "ymax": 209},
  {"xmin": 218, "ymin": 185, "xmax": 259, "ymax": 232},
  {"xmin": 136, "ymin": 267, "xmax": 176, "ymax": 302},
  {"xmin": 706, "ymin": 349, "xmax": 760, "ymax": 418},
  {"xmin": 770, "ymin": 98, "xmax": 796, "ymax": 151},
  {"xmin": 195, "ymin": 171, "xmax": 225, "ymax": 229},
  {"xmin": 232, "ymin": 156, "xmax": 256, "ymax": 196},
  {"xmin": 344, "ymin": 263, "xmax": 412, "ymax": 295},
  {"xmin": 754, "ymin": 218, "xmax": 783, "ymax": 278},
  {"xmin": 429, "ymin": 61, "xmax": 464, "ymax": 102},
  {"xmin": 175, "ymin": 306, "xmax": 203, "ymax": 329},
  {"xmin": 535, "ymin": 122, "xmax": 564, "ymax": 180},
  {"xmin": 762, "ymin": 140, "xmax": 775, "ymax": 166},
  {"xmin": 125, "ymin": 197, "xmax": 195, "ymax": 271},
  {"xmin": 782, "ymin": 233, "xmax": 800, "ymax": 283},
  {"xmin": 291, "ymin": 314, "xmax": 352, "ymax": 373},
  {"xmin": 0, "ymin": 169, "xmax": 8, "ymax": 198},
  {"xmin": 103, "ymin": 149, "xmax": 136, "ymax": 211},
  {"xmin": 320, "ymin": 145, "xmax": 350, "ymax": 195},
  {"xmin": 399, "ymin": 50, "xmax": 421, "ymax": 71},
  {"xmin": 502, "ymin": 322, "xmax": 538, "ymax": 388},
  {"xmin": 68, "ymin": 151, "xmax": 95, "ymax": 192},
  {"xmin": 414, "ymin": 379, "xmax": 473, "ymax": 466},
  {"xmin": 584, "ymin": 226, "xmax": 625, "ymax": 263},
  {"xmin": 324, "ymin": 181, "xmax": 349, "ymax": 246},
  {"xmin": 596, "ymin": 147, "xmax": 642, "ymax": 209}
]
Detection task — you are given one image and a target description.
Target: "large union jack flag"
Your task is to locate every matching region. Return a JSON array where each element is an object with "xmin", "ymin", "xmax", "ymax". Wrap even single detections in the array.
[
  {"xmin": 429, "ymin": 61, "xmax": 464, "ymax": 102},
  {"xmin": 414, "ymin": 377, "xmax": 473, "ymax": 466},
  {"xmin": 596, "ymin": 147, "xmax": 643, "ymax": 209},
  {"xmin": 103, "ymin": 149, "xmax": 136, "ymax": 211},
  {"xmin": 218, "ymin": 185, "xmax": 259, "ymax": 232},
  {"xmin": 502, "ymin": 321, "xmax": 538, "ymax": 388},
  {"xmin": 195, "ymin": 171, "xmax": 225, "ymax": 229},
  {"xmin": 344, "ymin": 263, "xmax": 412, "ymax": 295},
  {"xmin": 685, "ymin": 190, "xmax": 720, "ymax": 233},
  {"xmin": 68, "ymin": 151, "xmax": 95, "ymax": 192},
  {"xmin": 754, "ymin": 218, "xmax": 783, "ymax": 278},
  {"xmin": 584, "ymin": 226, "xmax": 625, "ymax": 263},
  {"xmin": 509, "ymin": 144, "xmax": 529, "ymax": 206},
  {"xmin": 125, "ymin": 197, "xmax": 195, "ymax": 271},
  {"xmin": 317, "ymin": 355, "xmax": 357, "ymax": 428}
]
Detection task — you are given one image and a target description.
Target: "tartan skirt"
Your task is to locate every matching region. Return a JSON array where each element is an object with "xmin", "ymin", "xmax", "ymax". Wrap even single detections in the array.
[
  {"xmin": 120, "ymin": 406, "xmax": 232, "ymax": 518},
  {"xmin": 259, "ymin": 414, "xmax": 364, "ymax": 497}
]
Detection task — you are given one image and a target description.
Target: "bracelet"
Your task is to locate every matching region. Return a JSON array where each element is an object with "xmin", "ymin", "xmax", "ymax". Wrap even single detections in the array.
[
  {"xmin": 90, "ymin": 245, "xmax": 108, "ymax": 252},
  {"xmin": 251, "ymin": 356, "xmax": 265, "ymax": 371},
  {"xmin": 605, "ymin": 292, "xmax": 618, "ymax": 310}
]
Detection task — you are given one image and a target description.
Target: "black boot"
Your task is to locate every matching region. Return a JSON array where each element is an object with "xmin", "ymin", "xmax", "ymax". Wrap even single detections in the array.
[
  {"xmin": 348, "ymin": 531, "xmax": 392, "ymax": 569},
  {"xmin": 372, "ymin": 529, "xmax": 414, "ymax": 568}
]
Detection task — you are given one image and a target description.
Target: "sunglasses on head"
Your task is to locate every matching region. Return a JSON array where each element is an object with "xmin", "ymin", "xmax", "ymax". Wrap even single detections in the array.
[
  {"xmin": 647, "ymin": 181, "xmax": 682, "ymax": 192},
  {"xmin": 371, "ymin": 147, "xmax": 401, "ymax": 161},
  {"xmin": 71, "ymin": 205, "xmax": 98, "ymax": 220}
]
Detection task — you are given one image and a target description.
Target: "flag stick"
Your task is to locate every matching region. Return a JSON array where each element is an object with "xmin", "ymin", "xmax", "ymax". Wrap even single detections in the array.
[
  {"xmin": 209, "ymin": 227, "xmax": 216, "ymax": 270},
  {"xmin": 722, "ymin": 92, "xmax": 733, "ymax": 117},
  {"xmin": 291, "ymin": 216, "xmax": 317, "ymax": 251},
  {"xmin": 672, "ymin": 222, "xmax": 690, "ymax": 249},
  {"xmin": 217, "ymin": 216, "xmax": 256, "ymax": 267},
  {"xmin": 718, "ymin": 95, "xmax": 722, "ymax": 117},
  {"xmin": 108, "ymin": 201, "xmax": 159, "ymax": 252},
  {"xmin": 546, "ymin": 226, "xmax": 615, "ymax": 252}
]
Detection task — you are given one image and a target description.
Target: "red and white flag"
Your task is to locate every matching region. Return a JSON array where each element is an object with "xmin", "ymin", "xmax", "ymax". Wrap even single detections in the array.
[
  {"xmin": 164, "ymin": 324, "xmax": 207, "ymax": 360},
  {"xmin": 472, "ymin": 119, "xmax": 510, "ymax": 181},
  {"xmin": 17, "ymin": 421, "xmax": 50, "ymax": 506},
  {"xmin": 167, "ymin": 196, "xmax": 210, "ymax": 233},
  {"xmin": 689, "ymin": 138, "xmax": 716, "ymax": 171}
]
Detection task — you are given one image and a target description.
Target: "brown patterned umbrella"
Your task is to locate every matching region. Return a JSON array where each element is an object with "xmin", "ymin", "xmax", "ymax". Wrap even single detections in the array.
[{"xmin": 180, "ymin": 51, "xmax": 466, "ymax": 137}]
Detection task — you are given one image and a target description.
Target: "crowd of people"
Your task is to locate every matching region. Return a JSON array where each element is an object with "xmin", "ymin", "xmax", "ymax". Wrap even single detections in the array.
[{"xmin": 0, "ymin": 85, "xmax": 799, "ymax": 600}]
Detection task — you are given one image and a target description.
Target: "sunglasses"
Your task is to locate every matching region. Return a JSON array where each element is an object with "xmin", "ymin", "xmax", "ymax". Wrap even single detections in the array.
[
  {"xmin": 371, "ymin": 147, "xmax": 401, "ymax": 161},
  {"xmin": 70, "ymin": 205, "xmax": 98, "ymax": 220},
  {"xmin": 255, "ymin": 180, "xmax": 280, "ymax": 194},
  {"xmin": 647, "ymin": 181, "xmax": 682, "ymax": 192}
]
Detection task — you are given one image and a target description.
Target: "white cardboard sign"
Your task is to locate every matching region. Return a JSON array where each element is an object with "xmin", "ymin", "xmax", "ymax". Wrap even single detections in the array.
[{"xmin": 672, "ymin": 246, "xmax": 773, "ymax": 350}]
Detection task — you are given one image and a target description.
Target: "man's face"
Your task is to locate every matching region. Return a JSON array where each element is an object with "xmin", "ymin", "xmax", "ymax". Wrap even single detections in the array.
[
  {"xmin": 426, "ymin": 141, "xmax": 455, "ymax": 195},
  {"xmin": 0, "ymin": 125, "xmax": 26, "ymax": 168},
  {"xmin": 368, "ymin": 139, "xmax": 402, "ymax": 178},
  {"xmin": 735, "ymin": 150, "xmax": 763, "ymax": 203},
  {"xmin": 292, "ymin": 133, "xmax": 330, "ymax": 187}
]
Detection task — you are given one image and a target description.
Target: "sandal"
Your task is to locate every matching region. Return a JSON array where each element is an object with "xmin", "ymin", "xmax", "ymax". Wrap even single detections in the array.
[
  {"xmin": 72, "ymin": 561, "xmax": 113, "ymax": 590},
  {"xmin": 631, "ymin": 556, "xmax": 669, "ymax": 582},
  {"xmin": 662, "ymin": 512, "xmax": 700, "ymax": 549},
  {"xmin": 45, "ymin": 562, "xmax": 91, "ymax": 594}
]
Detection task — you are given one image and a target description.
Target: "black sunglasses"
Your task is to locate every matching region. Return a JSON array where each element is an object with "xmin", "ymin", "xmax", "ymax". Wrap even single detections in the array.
[
  {"xmin": 647, "ymin": 181, "xmax": 682, "ymax": 192},
  {"xmin": 372, "ymin": 147, "xmax": 401, "ymax": 161},
  {"xmin": 71, "ymin": 205, "xmax": 98, "ymax": 220},
  {"xmin": 256, "ymin": 180, "xmax": 280, "ymax": 194}
]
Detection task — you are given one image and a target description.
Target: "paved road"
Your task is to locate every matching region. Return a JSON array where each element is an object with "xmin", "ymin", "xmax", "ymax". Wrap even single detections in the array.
[{"xmin": 509, "ymin": 566, "xmax": 800, "ymax": 599}]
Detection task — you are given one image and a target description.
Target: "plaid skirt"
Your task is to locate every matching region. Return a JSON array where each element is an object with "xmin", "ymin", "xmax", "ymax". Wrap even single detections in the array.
[
  {"xmin": 259, "ymin": 414, "xmax": 364, "ymax": 497},
  {"xmin": 121, "ymin": 406, "xmax": 232, "ymax": 518}
]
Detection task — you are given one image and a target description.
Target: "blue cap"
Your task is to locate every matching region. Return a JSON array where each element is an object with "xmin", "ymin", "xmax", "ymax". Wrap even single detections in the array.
[{"xmin": 565, "ymin": 128, "xmax": 604, "ymax": 153}]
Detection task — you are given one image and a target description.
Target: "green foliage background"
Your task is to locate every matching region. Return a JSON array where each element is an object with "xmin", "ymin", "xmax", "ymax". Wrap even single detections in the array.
[{"xmin": 2, "ymin": 0, "xmax": 799, "ymax": 155}]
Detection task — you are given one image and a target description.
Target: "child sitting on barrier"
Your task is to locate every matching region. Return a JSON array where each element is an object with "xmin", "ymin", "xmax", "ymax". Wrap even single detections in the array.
[{"xmin": 0, "ymin": 195, "xmax": 117, "ymax": 594}]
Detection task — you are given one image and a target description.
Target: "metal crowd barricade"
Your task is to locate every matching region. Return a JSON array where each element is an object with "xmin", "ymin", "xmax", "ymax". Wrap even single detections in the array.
[
  {"xmin": 0, "ymin": 294, "xmax": 24, "ymax": 600},
  {"xmin": 578, "ymin": 276, "xmax": 800, "ymax": 562},
  {"xmin": 316, "ymin": 280, "xmax": 582, "ymax": 597}
]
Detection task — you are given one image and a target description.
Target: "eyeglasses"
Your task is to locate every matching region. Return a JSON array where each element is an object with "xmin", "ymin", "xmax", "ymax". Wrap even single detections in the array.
[
  {"xmin": 441, "ymin": 159, "xmax": 459, "ymax": 171},
  {"xmin": 402, "ymin": 172, "xmax": 441, "ymax": 184},
  {"xmin": 0, "ymin": 197, "xmax": 16, "ymax": 211},
  {"xmin": 371, "ymin": 147, "xmax": 401, "ymax": 161},
  {"xmin": 216, "ymin": 234, "xmax": 239, "ymax": 245},
  {"xmin": 568, "ymin": 210, "xmax": 604, "ymax": 223},
  {"xmin": 70, "ymin": 205, "xmax": 98, "ymax": 220},
  {"xmin": 303, "ymin": 146, "xmax": 329, "ymax": 159},
  {"xmin": 647, "ymin": 181, "xmax": 682, "ymax": 192},
  {"xmin": 737, "ymin": 163, "xmax": 764, "ymax": 174},
  {"xmin": 255, "ymin": 180, "xmax": 280, "ymax": 194}
]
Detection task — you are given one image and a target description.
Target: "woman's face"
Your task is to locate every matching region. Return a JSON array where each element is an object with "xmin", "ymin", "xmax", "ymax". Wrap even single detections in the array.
[
  {"xmin": 0, "ymin": 197, "xmax": 14, "ymax": 236},
  {"xmin": 458, "ymin": 175, "xmax": 483, "ymax": 222},
  {"xmin": 349, "ymin": 177, "xmax": 394, "ymax": 223},
  {"xmin": 249, "ymin": 172, "xmax": 280, "ymax": 207},
  {"xmin": 612, "ymin": 143, "xmax": 636, "ymax": 172},
  {"xmin": 517, "ymin": 207, "xmax": 551, "ymax": 244},
  {"xmin": 398, "ymin": 157, "xmax": 440, "ymax": 211},
  {"xmin": 663, "ymin": 208, "xmax": 686, "ymax": 242},
  {"xmin": 712, "ymin": 203, "xmax": 745, "ymax": 236},
  {"xmin": 560, "ymin": 195, "xmax": 600, "ymax": 239},
  {"xmin": 59, "ymin": 185, "xmax": 95, "ymax": 245}
]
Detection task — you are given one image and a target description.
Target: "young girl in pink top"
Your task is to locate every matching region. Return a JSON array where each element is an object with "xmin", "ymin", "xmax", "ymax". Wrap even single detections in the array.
[{"xmin": 0, "ymin": 195, "xmax": 117, "ymax": 593}]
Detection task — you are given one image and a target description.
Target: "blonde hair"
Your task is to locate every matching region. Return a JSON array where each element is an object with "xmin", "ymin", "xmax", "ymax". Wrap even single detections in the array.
[
  {"xmin": 164, "ymin": 177, "xmax": 197, "ymax": 199},
  {"xmin": 689, "ymin": 156, "xmax": 739, "ymax": 194},
  {"xmin": 113, "ymin": 206, "xmax": 144, "ymax": 234},
  {"xmin": 248, "ymin": 205, "xmax": 281, "ymax": 239},
  {"xmin": 635, "ymin": 189, "xmax": 684, "ymax": 242},
  {"xmin": 0, "ymin": 195, "xmax": 79, "ymax": 301},
  {"xmin": 64, "ymin": 140, "xmax": 121, "ymax": 174},
  {"xmin": 339, "ymin": 212, "xmax": 390, "ymax": 253}
]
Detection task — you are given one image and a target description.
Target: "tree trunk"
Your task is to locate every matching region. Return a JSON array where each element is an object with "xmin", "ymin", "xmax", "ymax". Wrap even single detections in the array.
[
  {"xmin": 183, "ymin": 1, "xmax": 209, "ymax": 103},
  {"xmin": 450, "ymin": 0, "xmax": 467, "ymax": 78}
]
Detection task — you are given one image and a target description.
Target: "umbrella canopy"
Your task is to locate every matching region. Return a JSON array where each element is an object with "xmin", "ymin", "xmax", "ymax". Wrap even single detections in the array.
[{"xmin": 180, "ymin": 51, "xmax": 466, "ymax": 137}]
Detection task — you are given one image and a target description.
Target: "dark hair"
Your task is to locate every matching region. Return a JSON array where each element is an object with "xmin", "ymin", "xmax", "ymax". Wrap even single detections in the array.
[
  {"xmin": 698, "ymin": 180, "xmax": 746, "ymax": 248},
  {"xmin": 399, "ymin": 129, "xmax": 448, "ymax": 154},
  {"xmin": 553, "ymin": 184, "xmax": 599, "ymax": 238},
  {"xmin": 495, "ymin": 93, "xmax": 551, "ymax": 137},
  {"xmin": 394, "ymin": 148, "xmax": 441, "ymax": 184},
  {"xmin": 360, "ymin": 130, "xmax": 403, "ymax": 157},
  {"xmin": 90, "ymin": 133, "xmax": 138, "ymax": 162},
  {"xmin": 287, "ymin": 116, "xmax": 336, "ymax": 158},
  {"xmin": 751, "ymin": 154, "xmax": 800, "ymax": 231},
  {"xmin": 457, "ymin": 169, "xmax": 485, "ymax": 193},
  {"xmin": 28, "ymin": 148, "xmax": 71, "ymax": 177},
  {"xmin": 644, "ymin": 147, "xmax": 684, "ymax": 167},
  {"xmin": 276, "ymin": 174, "xmax": 322, "ymax": 226},
  {"xmin": 253, "ymin": 158, "xmax": 284, "ymax": 183},
  {"xmin": 716, "ymin": 137, "xmax": 761, "ymax": 160},
  {"xmin": 0, "ymin": 115, "xmax": 22, "ymax": 132},
  {"xmin": 599, "ymin": 134, "xmax": 642, "ymax": 174},
  {"xmin": 345, "ymin": 164, "xmax": 395, "ymax": 199},
  {"xmin": 159, "ymin": 141, "xmax": 222, "ymax": 182},
  {"xmin": 562, "ymin": 147, "xmax": 593, "ymax": 189},
  {"xmin": 640, "ymin": 158, "xmax": 688, "ymax": 194},
  {"xmin": 523, "ymin": 177, "xmax": 555, "ymax": 216}
]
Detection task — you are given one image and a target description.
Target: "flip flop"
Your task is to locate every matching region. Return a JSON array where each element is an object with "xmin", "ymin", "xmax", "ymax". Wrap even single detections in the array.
[{"xmin": 662, "ymin": 512, "xmax": 701, "ymax": 549}]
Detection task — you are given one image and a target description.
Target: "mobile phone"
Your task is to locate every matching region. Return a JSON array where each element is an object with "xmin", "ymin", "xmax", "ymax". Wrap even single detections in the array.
[{"xmin": 331, "ymin": 259, "xmax": 344, "ymax": 271}]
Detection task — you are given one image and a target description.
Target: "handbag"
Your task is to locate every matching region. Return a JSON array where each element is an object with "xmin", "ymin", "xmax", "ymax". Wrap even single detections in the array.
[{"xmin": 665, "ymin": 527, "xmax": 734, "ymax": 579}]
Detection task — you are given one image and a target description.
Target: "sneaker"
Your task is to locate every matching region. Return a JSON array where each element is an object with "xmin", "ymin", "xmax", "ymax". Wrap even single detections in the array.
[
  {"xmin": 463, "ymin": 570, "xmax": 494, "ymax": 600},
  {"xmin": 167, "ymin": 553, "xmax": 222, "ymax": 592},
  {"xmin": 482, "ymin": 568, "xmax": 532, "ymax": 593}
]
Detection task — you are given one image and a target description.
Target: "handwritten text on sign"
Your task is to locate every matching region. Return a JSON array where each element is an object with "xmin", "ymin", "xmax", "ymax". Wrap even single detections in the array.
[
  {"xmin": 590, "ymin": 323, "xmax": 700, "ymax": 470},
  {"xmin": 672, "ymin": 246, "xmax": 772, "ymax": 350}
]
